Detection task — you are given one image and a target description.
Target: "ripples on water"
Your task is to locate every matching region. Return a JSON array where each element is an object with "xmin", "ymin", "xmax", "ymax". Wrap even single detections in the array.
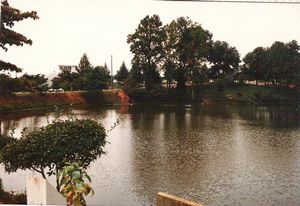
[{"xmin": 0, "ymin": 105, "xmax": 299, "ymax": 206}]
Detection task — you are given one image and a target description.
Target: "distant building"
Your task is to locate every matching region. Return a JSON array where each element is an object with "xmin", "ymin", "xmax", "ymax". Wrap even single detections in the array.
[{"xmin": 58, "ymin": 65, "xmax": 78, "ymax": 73}]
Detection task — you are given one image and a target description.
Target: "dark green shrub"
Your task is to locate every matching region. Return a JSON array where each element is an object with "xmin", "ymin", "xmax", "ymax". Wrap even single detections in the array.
[{"xmin": 0, "ymin": 118, "xmax": 107, "ymax": 182}]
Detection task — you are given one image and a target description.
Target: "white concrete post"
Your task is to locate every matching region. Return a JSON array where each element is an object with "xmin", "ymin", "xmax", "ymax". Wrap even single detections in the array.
[{"xmin": 26, "ymin": 176, "xmax": 65, "ymax": 205}]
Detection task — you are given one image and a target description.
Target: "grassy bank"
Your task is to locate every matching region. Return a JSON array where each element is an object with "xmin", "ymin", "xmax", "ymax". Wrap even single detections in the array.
[
  {"xmin": 0, "ymin": 90, "xmax": 122, "ymax": 113},
  {"xmin": 127, "ymin": 84, "xmax": 300, "ymax": 106}
]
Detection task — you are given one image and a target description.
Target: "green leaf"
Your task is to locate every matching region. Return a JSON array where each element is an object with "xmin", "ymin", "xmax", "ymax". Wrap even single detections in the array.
[{"xmin": 72, "ymin": 171, "xmax": 81, "ymax": 179}]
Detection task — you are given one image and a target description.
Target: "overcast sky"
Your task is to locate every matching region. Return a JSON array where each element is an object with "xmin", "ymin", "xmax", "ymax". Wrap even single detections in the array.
[{"xmin": 1, "ymin": 0, "xmax": 300, "ymax": 75}]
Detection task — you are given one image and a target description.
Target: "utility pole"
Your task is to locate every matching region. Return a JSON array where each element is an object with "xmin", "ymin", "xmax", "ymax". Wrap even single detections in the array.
[{"xmin": 111, "ymin": 55, "xmax": 113, "ymax": 90}]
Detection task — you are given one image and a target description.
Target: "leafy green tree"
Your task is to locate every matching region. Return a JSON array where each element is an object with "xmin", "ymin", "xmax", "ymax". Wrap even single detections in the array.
[
  {"xmin": 77, "ymin": 53, "xmax": 92, "ymax": 75},
  {"xmin": 82, "ymin": 66, "xmax": 110, "ymax": 91},
  {"xmin": 0, "ymin": 74, "xmax": 20, "ymax": 95},
  {"xmin": 19, "ymin": 73, "xmax": 48, "ymax": 93},
  {"xmin": 242, "ymin": 47, "xmax": 268, "ymax": 85},
  {"xmin": 286, "ymin": 40, "xmax": 300, "ymax": 85},
  {"xmin": 123, "ymin": 65, "xmax": 144, "ymax": 91},
  {"xmin": 114, "ymin": 61, "xmax": 129, "ymax": 82},
  {"xmin": 53, "ymin": 55, "xmax": 111, "ymax": 91},
  {"xmin": 191, "ymin": 64, "xmax": 209, "ymax": 85},
  {"xmin": 52, "ymin": 70, "xmax": 80, "ymax": 91},
  {"xmin": 164, "ymin": 17, "xmax": 212, "ymax": 89},
  {"xmin": 103, "ymin": 63, "xmax": 109, "ymax": 74},
  {"xmin": 208, "ymin": 40, "xmax": 240, "ymax": 81},
  {"xmin": 242, "ymin": 40, "xmax": 300, "ymax": 86},
  {"xmin": 0, "ymin": 118, "xmax": 107, "ymax": 188},
  {"xmin": 127, "ymin": 15, "xmax": 166, "ymax": 90},
  {"xmin": 0, "ymin": 0, "xmax": 38, "ymax": 73},
  {"xmin": 103, "ymin": 62, "xmax": 110, "ymax": 81},
  {"xmin": 267, "ymin": 41, "xmax": 300, "ymax": 85},
  {"xmin": 267, "ymin": 41, "xmax": 288, "ymax": 84}
]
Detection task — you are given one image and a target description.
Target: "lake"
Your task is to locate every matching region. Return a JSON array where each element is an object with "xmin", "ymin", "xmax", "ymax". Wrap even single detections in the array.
[{"xmin": 0, "ymin": 104, "xmax": 300, "ymax": 206}]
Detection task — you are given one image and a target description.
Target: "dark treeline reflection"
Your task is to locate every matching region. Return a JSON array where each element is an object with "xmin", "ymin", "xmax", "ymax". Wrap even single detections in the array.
[
  {"xmin": 1, "ymin": 104, "xmax": 298, "ymax": 136},
  {"xmin": 0, "ymin": 110, "xmax": 50, "ymax": 136},
  {"xmin": 0, "ymin": 105, "xmax": 115, "ymax": 136},
  {"xmin": 127, "ymin": 104, "xmax": 300, "ymax": 129},
  {"xmin": 237, "ymin": 105, "xmax": 300, "ymax": 128}
]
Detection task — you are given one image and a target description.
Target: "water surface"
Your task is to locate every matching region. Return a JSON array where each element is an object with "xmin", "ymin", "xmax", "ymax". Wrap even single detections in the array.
[{"xmin": 0, "ymin": 105, "xmax": 299, "ymax": 206}]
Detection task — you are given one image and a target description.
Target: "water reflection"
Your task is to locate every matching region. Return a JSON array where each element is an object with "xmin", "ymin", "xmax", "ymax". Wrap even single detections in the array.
[
  {"xmin": 237, "ymin": 105, "xmax": 300, "ymax": 128},
  {"xmin": 0, "ymin": 105, "xmax": 300, "ymax": 206},
  {"xmin": 0, "ymin": 111, "xmax": 49, "ymax": 136},
  {"xmin": 128, "ymin": 107, "xmax": 300, "ymax": 205}
]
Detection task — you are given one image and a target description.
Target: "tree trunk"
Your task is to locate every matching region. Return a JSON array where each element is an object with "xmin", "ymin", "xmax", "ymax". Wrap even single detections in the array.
[{"xmin": 56, "ymin": 167, "xmax": 60, "ymax": 192}]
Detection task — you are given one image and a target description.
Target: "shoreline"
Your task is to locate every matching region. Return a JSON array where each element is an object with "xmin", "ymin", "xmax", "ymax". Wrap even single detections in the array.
[
  {"xmin": 0, "ymin": 91, "xmax": 123, "ymax": 114},
  {"xmin": 126, "ymin": 84, "xmax": 300, "ymax": 106},
  {"xmin": 0, "ymin": 85, "xmax": 299, "ymax": 114}
]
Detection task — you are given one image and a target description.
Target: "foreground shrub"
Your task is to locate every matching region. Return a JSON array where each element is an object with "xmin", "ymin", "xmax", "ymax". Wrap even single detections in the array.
[{"xmin": 0, "ymin": 118, "xmax": 107, "ymax": 190}]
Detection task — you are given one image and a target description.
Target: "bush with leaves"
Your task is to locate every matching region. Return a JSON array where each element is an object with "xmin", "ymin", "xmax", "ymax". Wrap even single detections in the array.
[
  {"xmin": 58, "ymin": 162, "xmax": 93, "ymax": 206},
  {"xmin": 0, "ymin": 117, "xmax": 107, "ymax": 190}
]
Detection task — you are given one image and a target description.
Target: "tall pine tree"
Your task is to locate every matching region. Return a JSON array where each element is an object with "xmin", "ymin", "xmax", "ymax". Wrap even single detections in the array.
[
  {"xmin": 77, "ymin": 53, "xmax": 92, "ymax": 74},
  {"xmin": 115, "ymin": 61, "xmax": 129, "ymax": 82}
]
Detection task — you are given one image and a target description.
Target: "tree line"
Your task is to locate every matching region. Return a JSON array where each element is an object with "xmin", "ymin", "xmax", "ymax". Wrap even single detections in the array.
[
  {"xmin": 242, "ymin": 40, "xmax": 300, "ymax": 86},
  {"xmin": 43, "ymin": 15, "xmax": 300, "ymax": 91},
  {"xmin": 124, "ymin": 15, "xmax": 300, "ymax": 91},
  {"xmin": 1, "ymin": 0, "xmax": 299, "ymax": 96}
]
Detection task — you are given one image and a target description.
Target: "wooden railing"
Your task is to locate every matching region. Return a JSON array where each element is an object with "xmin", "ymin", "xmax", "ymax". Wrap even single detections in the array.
[{"xmin": 157, "ymin": 192, "xmax": 204, "ymax": 206}]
